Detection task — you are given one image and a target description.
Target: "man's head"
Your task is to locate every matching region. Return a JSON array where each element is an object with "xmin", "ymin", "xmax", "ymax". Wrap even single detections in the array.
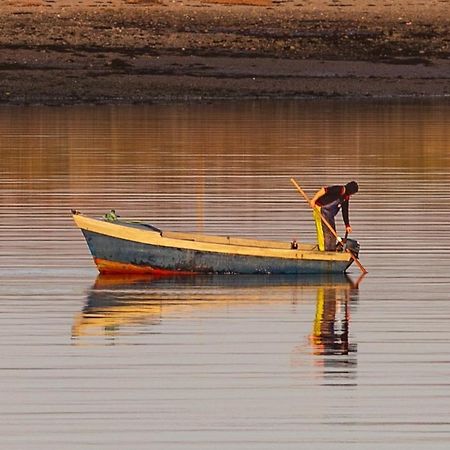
[{"xmin": 345, "ymin": 181, "xmax": 359, "ymax": 195}]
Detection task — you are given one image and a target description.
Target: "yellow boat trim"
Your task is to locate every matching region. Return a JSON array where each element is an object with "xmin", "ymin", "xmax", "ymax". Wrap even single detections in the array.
[{"xmin": 73, "ymin": 214, "xmax": 351, "ymax": 263}]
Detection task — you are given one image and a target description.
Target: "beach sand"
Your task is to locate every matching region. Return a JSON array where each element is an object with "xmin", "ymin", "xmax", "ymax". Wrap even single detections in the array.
[{"xmin": 0, "ymin": 0, "xmax": 449, "ymax": 104}]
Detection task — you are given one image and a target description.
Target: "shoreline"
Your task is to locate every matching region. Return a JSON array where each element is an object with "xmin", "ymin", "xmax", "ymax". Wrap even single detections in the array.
[{"xmin": 1, "ymin": 1, "xmax": 449, "ymax": 105}]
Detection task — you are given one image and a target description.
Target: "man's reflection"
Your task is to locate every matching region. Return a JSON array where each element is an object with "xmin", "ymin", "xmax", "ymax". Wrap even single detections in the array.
[
  {"xmin": 311, "ymin": 285, "xmax": 355, "ymax": 356},
  {"xmin": 307, "ymin": 277, "xmax": 361, "ymax": 379}
]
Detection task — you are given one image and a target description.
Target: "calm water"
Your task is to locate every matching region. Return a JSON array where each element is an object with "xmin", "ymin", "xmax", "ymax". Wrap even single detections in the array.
[{"xmin": 0, "ymin": 100, "xmax": 450, "ymax": 449}]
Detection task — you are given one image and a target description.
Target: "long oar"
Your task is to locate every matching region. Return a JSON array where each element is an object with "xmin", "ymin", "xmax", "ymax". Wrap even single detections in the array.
[{"xmin": 290, "ymin": 178, "xmax": 368, "ymax": 274}]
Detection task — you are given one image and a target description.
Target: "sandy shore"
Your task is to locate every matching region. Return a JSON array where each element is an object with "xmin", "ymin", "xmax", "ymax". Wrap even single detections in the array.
[{"xmin": 0, "ymin": 0, "xmax": 449, "ymax": 104}]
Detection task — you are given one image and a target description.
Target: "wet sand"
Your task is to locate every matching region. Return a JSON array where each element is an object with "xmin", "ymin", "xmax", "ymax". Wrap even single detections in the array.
[{"xmin": 0, "ymin": 0, "xmax": 449, "ymax": 104}]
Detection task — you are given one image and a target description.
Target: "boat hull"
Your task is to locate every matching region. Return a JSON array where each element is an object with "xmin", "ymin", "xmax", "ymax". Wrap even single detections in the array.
[
  {"xmin": 82, "ymin": 229, "xmax": 351, "ymax": 275},
  {"xmin": 72, "ymin": 213, "xmax": 354, "ymax": 275}
]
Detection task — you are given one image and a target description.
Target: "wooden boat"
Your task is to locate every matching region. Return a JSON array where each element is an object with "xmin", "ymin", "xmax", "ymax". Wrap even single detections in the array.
[{"xmin": 72, "ymin": 211, "xmax": 359, "ymax": 275}]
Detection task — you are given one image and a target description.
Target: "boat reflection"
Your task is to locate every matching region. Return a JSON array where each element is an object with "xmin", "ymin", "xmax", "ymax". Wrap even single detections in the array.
[{"xmin": 73, "ymin": 274, "xmax": 361, "ymax": 362}]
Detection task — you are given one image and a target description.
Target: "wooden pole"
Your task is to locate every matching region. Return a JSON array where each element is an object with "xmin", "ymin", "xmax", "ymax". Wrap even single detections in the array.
[{"xmin": 290, "ymin": 178, "xmax": 368, "ymax": 274}]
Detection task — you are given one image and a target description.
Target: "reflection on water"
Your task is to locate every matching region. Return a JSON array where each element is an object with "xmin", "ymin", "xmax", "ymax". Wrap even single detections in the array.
[
  {"xmin": 309, "ymin": 282, "xmax": 358, "ymax": 381},
  {"xmin": 311, "ymin": 284, "xmax": 356, "ymax": 357},
  {"xmin": 74, "ymin": 274, "xmax": 360, "ymax": 370}
]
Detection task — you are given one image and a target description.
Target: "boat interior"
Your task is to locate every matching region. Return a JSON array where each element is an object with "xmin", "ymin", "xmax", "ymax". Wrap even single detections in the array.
[{"xmin": 121, "ymin": 220, "xmax": 318, "ymax": 251}]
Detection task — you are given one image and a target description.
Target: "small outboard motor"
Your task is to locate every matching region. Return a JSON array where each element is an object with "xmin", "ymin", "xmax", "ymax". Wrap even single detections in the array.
[{"xmin": 343, "ymin": 238, "xmax": 360, "ymax": 258}]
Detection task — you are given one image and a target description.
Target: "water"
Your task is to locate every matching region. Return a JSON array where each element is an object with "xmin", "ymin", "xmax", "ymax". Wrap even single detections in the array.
[{"xmin": 0, "ymin": 99, "xmax": 450, "ymax": 449}]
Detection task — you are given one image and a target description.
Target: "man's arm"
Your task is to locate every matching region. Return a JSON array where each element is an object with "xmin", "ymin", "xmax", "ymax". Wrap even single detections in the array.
[
  {"xmin": 342, "ymin": 200, "xmax": 352, "ymax": 233},
  {"xmin": 310, "ymin": 187, "xmax": 326, "ymax": 208}
]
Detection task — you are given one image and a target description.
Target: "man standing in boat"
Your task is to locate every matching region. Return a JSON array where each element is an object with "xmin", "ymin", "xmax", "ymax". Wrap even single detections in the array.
[{"xmin": 310, "ymin": 181, "xmax": 359, "ymax": 251}]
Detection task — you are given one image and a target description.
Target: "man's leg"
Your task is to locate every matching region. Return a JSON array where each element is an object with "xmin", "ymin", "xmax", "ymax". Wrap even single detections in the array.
[
  {"xmin": 321, "ymin": 209, "xmax": 337, "ymax": 251},
  {"xmin": 323, "ymin": 226, "xmax": 337, "ymax": 251}
]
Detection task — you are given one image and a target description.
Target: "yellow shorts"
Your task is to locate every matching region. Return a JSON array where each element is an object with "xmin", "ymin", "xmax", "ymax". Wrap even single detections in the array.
[{"xmin": 313, "ymin": 207, "xmax": 325, "ymax": 251}]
